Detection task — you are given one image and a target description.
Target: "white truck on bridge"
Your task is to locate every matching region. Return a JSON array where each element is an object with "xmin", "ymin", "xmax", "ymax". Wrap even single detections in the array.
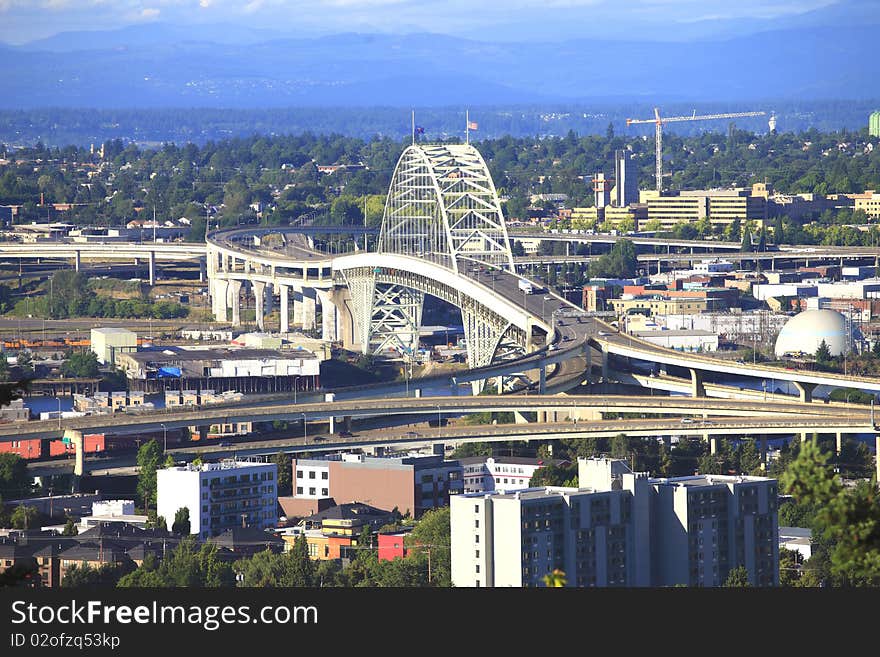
[{"xmin": 518, "ymin": 279, "xmax": 535, "ymax": 294}]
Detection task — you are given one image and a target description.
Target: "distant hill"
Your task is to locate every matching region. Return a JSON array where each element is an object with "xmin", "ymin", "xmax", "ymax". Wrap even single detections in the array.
[{"xmin": 0, "ymin": 24, "xmax": 875, "ymax": 109}]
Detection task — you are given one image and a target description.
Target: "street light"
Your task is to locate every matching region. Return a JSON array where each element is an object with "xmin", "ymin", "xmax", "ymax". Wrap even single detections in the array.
[
  {"xmin": 160, "ymin": 423, "xmax": 167, "ymax": 453},
  {"xmin": 56, "ymin": 398, "xmax": 62, "ymax": 430},
  {"xmin": 301, "ymin": 412, "xmax": 307, "ymax": 441}
]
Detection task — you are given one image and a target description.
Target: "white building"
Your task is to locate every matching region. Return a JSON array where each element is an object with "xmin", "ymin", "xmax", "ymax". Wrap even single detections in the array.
[
  {"xmin": 451, "ymin": 458, "xmax": 779, "ymax": 588},
  {"xmin": 79, "ymin": 500, "xmax": 147, "ymax": 531},
  {"xmin": 157, "ymin": 459, "xmax": 277, "ymax": 539},
  {"xmin": 92, "ymin": 500, "xmax": 135, "ymax": 516},
  {"xmin": 90, "ymin": 327, "xmax": 138, "ymax": 365},
  {"xmin": 779, "ymin": 526, "xmax": 812, "ymax": 561},
  {"xmin": 632, "ymin": 329, "xmax": 719, "ymax": 352},
  {"xmin": 752, "ymin": 283, "xmax": 817, "ymax": 301},
  {"xmin": 458, "ymin": 456, "xmax": 551, "ymax": 493},
  {"xmin": 817, "ymin": 279, "xmax": 880, "ymax": 300}
]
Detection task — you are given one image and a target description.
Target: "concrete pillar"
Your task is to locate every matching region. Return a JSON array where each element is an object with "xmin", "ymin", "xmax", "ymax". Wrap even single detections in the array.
[
  {"xmin": 794, "ymin": 381, "xmax": 817, "ymax": 404},
  {"xmin": 705, "ymin": 433, "xmax": 717, "ymax": 455},
  {"xmin": 292, "ymin": 290, "xmax": 304, "ymax": 328},
  {"xmin": 450, "ymin": 378, "xmax": 459, "ymax": 395},
  {"xmin": 689, "ymin": 368, "xmax": 706, "ymax": 398},
  {"xmin": 414, "ymin": 389, "xmax": 422, "ymax": 398},
  {"xmin": 329, "ymin": 416, "xmax": 335, "ymax": 434},
  {"xmin": 74, "ymin": 250, "xmax": 81, "ymax": 272},
  {"xmin": 601, "ymin": 349, "xmax": 609, "ymax": 380},
  {"xmin": 836, "ymin": 432, "xmax": 843, "ymax": 455},
  {"xmin": 148, "ymin": 250, "xmax": 156, "ymax": 286},
  {"xmin": 539, "ymin": 366, "xmax": 547, "ymax": 394},
  {"xmin": 65, "ymin": 430, "xmax": 84, "ymax": 477},
  {"xmin": 585, "ymin": 347, "xmax": 592, "ymax": 384},
  {"xmin": 759, "ymin": 437, "xmax": 768, "ymax": 465},
  {"xmin": 496, "ymin": 376, "xmax": 504, "ymax": 395},
  {"xmin": 302, "ymin": 289, "xmax": 317, "ymax": 331},
  {"xmin": 264, "ymin": 282, "xmax": 274, "ymax": 316},
  {"xmin": 317, "ymin": 289, "xmax": 338, "ymax": 342},
  {"xmin": 229, "ymin": 280, "xmax": 242, "ymax": 327},
  {"xmin": 253, "ymin": 280, "xmax": 266, "ymax": 331},
  {"xmin": 212, "ymin": 279, "xmax": 229, "ymax": 323},
  {"xmin": 199, "ymin": 259, "xmax": 206, "ymax": 282},
  {"xmin": 279, "ymin": 284, "xmax": 290, "ymax": 334}
]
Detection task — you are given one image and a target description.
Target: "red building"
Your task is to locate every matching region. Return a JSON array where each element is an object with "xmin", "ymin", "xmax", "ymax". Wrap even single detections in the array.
[{"xmin": 378, "ymin": 531, "xmax": 411, "ymax": 562}]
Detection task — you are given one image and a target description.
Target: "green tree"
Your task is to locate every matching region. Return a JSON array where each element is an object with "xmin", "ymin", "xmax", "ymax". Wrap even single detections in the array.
[
  {"xmin": 405, "ymin": 507, "xmax": 451, "ymax": 587},
  {"xmin": 10, "ymin": 504, "xmax": 38, "ymax": 529},
  {"xmin": 587, "ymin": 239, "xmax": 638, "ymax": 279},
  {"xmin": 62, "ymin": 518, "xmax": 79, "ymax": 536},
  {"xmin": 740, "ymin": 228, "xmax": 752, "ymax": 252},
  {"xmin": 288, "ymin": 534, "xmax": 316, "ymax": 586},
  {"xmin": 724, "ymin": 565, "xmax": 751, "ymax": 587},
  {"xmin": 172, "ymin": 507, "xmax": 191, "ymax": 536},
  {"xmin": 136, "ymin": 439, "xmax": 163, "ymax": 511},
  {"xmin": 61, "ymin": 351, "xmax": 100, "ymax": 378},
  {"xmin": 0, "ymin": 452, "xmax": 31, "ymax": 497},
  {"xmin": 815, "ymin": 339, "xmax": 832, "ymax": 363},
  {"xmin": 272, "ymin": 452, "xmax": 292, "ymax": 496},
  {"xmin": 781, "ymin": 438, "xmax": 880, "ymax": 586}
]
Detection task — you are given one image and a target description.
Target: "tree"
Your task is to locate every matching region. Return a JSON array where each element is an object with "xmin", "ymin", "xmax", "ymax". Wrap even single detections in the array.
[
  {"xmin": 0, "ymin": 452, "xmax": 31, "ymax": 497},
  {"xmin": 740, "ymin": 228, "xmax": 752, "ymax": 252},
  {"xmin": 136, "ymin": 439, "xmax": 163, "ymax": 511},
  {"xmin": 61, "ymin": 351, "xmax": 100, "ymax": 378},
  {"xmin": 172, "ymin": 507, "xmax": 191, "ymax": 535},
  {"xmin": 587, "ymin": 239, "xmax": 638, "ymax": 279},
  {"xmin": 724, "ymin": 565, "xmax": 751, "ymax": 587},
  {"xmin": 272, "ymin": 452, "xmax": 292, "ymax": 496},
  {"xmin": 405, "ymin": 507, "xmax": 451, "ymax": 587},
  {"xmin": 62, "ymin": 518, "xmax": 79, "ymax": 536},
  {"xmin": 543, "ymin": 569, "xmax": 567, "ymax": 587},
  {"xmin": 288, "ymin": 534, "xmax": 316, "ymax": 587},
  {"xmin": 10, "ymin": 504, "xmax": 38, "ymax": 529},
  {"xmin": 781, "ymin": 438, "xmax": 880, "ymax": 586},
  {"xmin": 815, "ymin": 339, "xmax": 832, "ymax": 363}
]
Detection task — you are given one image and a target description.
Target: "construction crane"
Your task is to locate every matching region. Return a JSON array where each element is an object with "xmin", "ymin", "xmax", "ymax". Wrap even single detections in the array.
[{"xmin": 626, "ymin": 108, "xmax": 766, "ymax": 192}]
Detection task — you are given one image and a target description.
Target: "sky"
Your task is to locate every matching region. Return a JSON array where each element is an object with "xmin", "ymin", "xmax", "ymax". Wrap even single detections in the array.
[{"xmin": 0, "ymin": 0, "xmax": 841, "ymax": 45}]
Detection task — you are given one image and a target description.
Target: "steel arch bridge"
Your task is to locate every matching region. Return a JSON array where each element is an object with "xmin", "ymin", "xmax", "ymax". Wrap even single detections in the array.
[{"xmin": 337, "ymin": 143, "xmax": 539, "ymax": 371}]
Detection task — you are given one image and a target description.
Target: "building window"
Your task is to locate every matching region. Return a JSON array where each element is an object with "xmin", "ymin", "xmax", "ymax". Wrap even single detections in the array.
[
  {"xmin": 475, "ymin": 519, "xmax": 479, "ymax": 528},
  {"xmin": 296, "ymin": 470, "xmax": 303, "ymax": 478},
  {"xmin": 296, "ymin": 487, "xmax": 303, "ymax": 494},
  {"xmin": 476, "ymin": 550, "xmax": 480, "ymax": 558},
  {"xmin": 321, "ymin": 489, "xmax": 328, "ymax": 496},
  {"xmin": 309, "ymin": 488, "xmax": 316, "ymax": 495},
  {"xmin": 321, "ymin": 472, "xmax": 328, "ymax": 480},
  {"xmin": 309, "ymin": 471, "xmax": 316, "ymax": 479},
  {"xmin": 475, "ymin": 564, "xmax": 480, "ymax": 573},
  {"xmin": 475, "ymin": 535, "xmax": 480, "ymax": 543}
]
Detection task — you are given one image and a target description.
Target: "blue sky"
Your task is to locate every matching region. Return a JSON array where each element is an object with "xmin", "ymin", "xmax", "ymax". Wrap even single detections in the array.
[{"xmin": 0, "ymin": 0, "xmax": 841, "ymax": 44}]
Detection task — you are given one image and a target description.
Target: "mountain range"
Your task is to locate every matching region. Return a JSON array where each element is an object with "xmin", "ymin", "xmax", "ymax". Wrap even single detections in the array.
[{"xmin": 0, "ymin": 6, "xmax": 877, "ymax": 109}]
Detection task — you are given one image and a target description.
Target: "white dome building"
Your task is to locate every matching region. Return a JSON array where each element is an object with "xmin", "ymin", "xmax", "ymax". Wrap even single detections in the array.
[{"xmin": 774, "ymin": 309, "xmax": 849, "ymax": 358}]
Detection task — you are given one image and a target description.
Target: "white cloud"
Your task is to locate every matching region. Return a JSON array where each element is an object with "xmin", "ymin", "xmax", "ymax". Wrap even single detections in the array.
[{"xmin": 140, "ymin": 7, "xmax": 160, "ymax": 19}]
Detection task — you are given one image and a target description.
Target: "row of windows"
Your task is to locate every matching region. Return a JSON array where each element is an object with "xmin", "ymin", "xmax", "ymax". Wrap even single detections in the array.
[
  {"xmin": 297, "ymin": 487, "xmax": 329, "ymax": 496},
  {"xmin": 296, "ymin": 470, "xmax": 329, "ymax": 480}
]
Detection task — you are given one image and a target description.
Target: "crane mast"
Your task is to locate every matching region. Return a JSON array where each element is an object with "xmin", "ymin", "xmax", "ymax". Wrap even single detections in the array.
[{"xmin": 626, "ymin": 108, "xmax": 766, "ymax": 192}]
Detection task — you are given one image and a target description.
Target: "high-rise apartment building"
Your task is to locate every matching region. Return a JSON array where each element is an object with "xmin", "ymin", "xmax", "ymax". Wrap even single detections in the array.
[
  {"xmin": 157, "ymin": 459, "xmax": 278, "ymax": 539},
  {"xmin": 870, "ymin": 111, "xmax": 880, "ymax": 138},
  {"xmin": 451, "ymin": 458, "xmax": 779, "ymax": 587}
]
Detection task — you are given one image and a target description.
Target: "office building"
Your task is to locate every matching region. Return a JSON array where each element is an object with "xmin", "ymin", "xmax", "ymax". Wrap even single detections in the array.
[
  {"xmin": 640, "ymin": 188, "xmax": 767, "ymax": 229},
  {"xmin": 458, "ymin": 456, "xmax": 551, "ymax": 493},
  {"xmin": 614, "ymin": 149, "xmax": 639, "ymax": 207},
  {"xmin": 157, "ymin": 459, "xmax": 278, "ymax": 539},
  {"xmin": 451, "ymin": 458, "xmax": 779, "ymax": 587},
  {"xmin": 280, "ymin": 452, "xmax": 463, "ymax": 519}
]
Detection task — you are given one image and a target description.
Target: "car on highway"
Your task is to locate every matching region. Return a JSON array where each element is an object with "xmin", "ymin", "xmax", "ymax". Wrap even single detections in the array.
[
  {"xmin": 679, "ymin": 418, "xmax": 695, "ymax": 424},
  {"xmin": 598, "ymin": 331, "xmax": 612, "ymax": 336},
  {"xmin": 337, "ymin": 430, "xmax": 354, "ymax": 438},
  {"xmin": 218, "ymin": 441, "xmax": 232, "ymax": 447},
  {"xmin": 405, "ymin": 431, "xmax": 420, "ymax": 437},
  {"xmin": 312, "ymin": 435, "xmax": 327, "ymax": 442}
]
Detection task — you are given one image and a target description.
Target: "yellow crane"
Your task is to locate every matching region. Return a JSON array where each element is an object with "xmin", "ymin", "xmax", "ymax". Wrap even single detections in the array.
[{"xmin": 626, "ymin": 108, "xmax": 766, "ymax": 192}]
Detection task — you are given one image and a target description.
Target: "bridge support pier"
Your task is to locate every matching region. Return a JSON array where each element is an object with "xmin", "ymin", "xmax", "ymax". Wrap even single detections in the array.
[
  {"xmin": 836, "ymin": 432, "xmax": 843, "ymax": 455},
  {"xmin": 227, "ymin": 280, "xmax": 241, "ymax": 327},
  {"xmin": 329, "ymin": 416, "xmax": 335, "ymax": 434},
  {"xmin": 212, "ymin": 279, "xmax": 229, "ymax": 323},
  {"xmin": 292, "ymin": 289, "xmax": 304, "ymax": 328},
  {"xmin": 539, "ymin": 366, "xmax": 547, "ymax": 395},
  {"xmin": 584, "ymin": 347, "xmax": 592, "ymax": 384},
  {"xmin": 74, "ymin": 250, "xmax": 81, "ymax": 272},
  {"xmin": 302, "ymin": 289, "xmax": 317, "ymax": 331},
  {"xmin": 704, "ymin": 433, "xmax": 717, "ymax": 455},
  {"xmin": 148, "ymin": 250, "xmax": 156, "ymax": 286},
  {"xmin": 759, "ymin": 437, "xmax": 768, "ymax": 468},
  {"xmin": 199, "ymin": 259, "xmax": 206, "ymax": 282},
  {"xmin": 65, "ymin": 430, "xmax": 84, "ymax": 481},
  {"xmin": 496, "ymin": 376, "xmax": 503, "ymax": 395},
  {"xmin": 689, "ymin": 368, "xmax": 706, "ymax": 398},
  {"xmin": 601, "ymin": 350, "xmax": 609, "ymax": 381},
  {"xmin": 253, "ymin": 280, "xmax": 266, "ymax": 331},
  {"xmin": 794, "ymin": 381, "xmax": 817, "ymax": 404},
  {"xmin": 279, "ymin": 284, "xmax": 290, "ymax": 334},
  {"xmin": 316, "ymin": 290, "xmax": 338, "ymax": 342}
]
